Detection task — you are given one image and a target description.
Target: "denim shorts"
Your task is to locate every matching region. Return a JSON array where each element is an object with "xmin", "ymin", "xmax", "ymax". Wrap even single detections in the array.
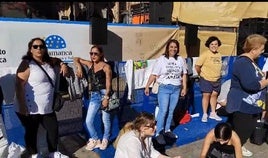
[{"xmin": 199, "ymin": 77, "xmax": 221, "ymax": 93}]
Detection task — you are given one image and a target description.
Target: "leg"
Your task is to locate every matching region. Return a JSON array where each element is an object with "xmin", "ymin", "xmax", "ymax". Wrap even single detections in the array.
[
  {"xmin": 16, "ymin": 113, "xmax": 39, "ymax": 154},
  {"xmin": 232, "ymin": 112, "xmax": 258, "ymax": 145},
  {"xmin": 85, "ymin": 92, "xmax": 102, "ymax": 140},
  {"xmin": 210, "ymin": 91, "xmax": 218, "ymax": 114},
  {"xmin": 202, "ymin": 93, "xmax": 211, "ymax": 115},
  {"xmin": 100, "ymin": 110, "xmax": 111, "ymax": 150},
  {"xmin": 42, "ymin": 112, "xmax": 58, "ymax": 152},
  {"xmin": 165, "ymin": 85, "xmax": 180, "ymax": 132},
  {"xmin": 101, "ymin": 110, "xmax": 111, "ymax": 140},
  {"xmin": 156, "ymin": 84, "xmax": 170, "ymax": 135}
]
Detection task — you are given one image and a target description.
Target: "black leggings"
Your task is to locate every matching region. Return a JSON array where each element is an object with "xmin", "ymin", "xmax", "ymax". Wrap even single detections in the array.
[
  {"xmin": 16, "ymin": 112, "xmax": 59, "ymax": 154},
  {"xmin": 228, "ymin": 112, "xmax": 259, "ymax": 145}
]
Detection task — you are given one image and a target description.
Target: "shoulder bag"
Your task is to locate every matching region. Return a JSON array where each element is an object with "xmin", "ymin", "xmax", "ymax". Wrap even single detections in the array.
[
  {"xmin": 103, "ymin": 91, "xmax": 120, "ymax": 112},
  {"xmin": 151, "ymin": 81, "xmax": 159, "ymax": 94},
  {"xmin": 104, "ymin": 62, "xmax": 121, "ymax": 112},
  {"xmin": 33, "ymin": 59, "xmax": 69, "ymax": 112}
]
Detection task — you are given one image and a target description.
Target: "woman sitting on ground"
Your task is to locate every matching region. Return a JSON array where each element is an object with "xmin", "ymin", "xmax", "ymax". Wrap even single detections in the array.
[
  {"xmin": 200, "ymin": 122, "xmax": 242, "ymax": 158},
  {"xmin": 114, "ymin": 112, "xmax": 182, "ymax": 158}
]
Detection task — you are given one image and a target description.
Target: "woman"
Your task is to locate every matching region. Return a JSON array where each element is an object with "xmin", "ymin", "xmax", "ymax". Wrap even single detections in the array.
[
  {"xmin": 195, "ymin": 36, "xmax": 223, "ymax": 122},
  {"xmin": 14, "ymin": 37, "xmax": 69, "ymax": 158},
  {"xmin": 144, "ymin": 39, "xmax": 187, "ymax": 145},
  {"xmin": 225, "ymin": 34, "xmax": 268, "ymax": 157},
  {"xmin": 114, "ymin": 112, "xmax": 182, "ymax": 158},
  {"xmin": 200, "ymin": 122, "xmax": 242, "ymax": 158},
  {"xmin": 73, "ymin": 45, "xmax": 112, "ymax": 151}
]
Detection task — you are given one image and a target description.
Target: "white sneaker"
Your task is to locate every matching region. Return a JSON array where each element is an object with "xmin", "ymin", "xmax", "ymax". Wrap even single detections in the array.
[
  {"xmin": 85, "ymin": 138, "xmax": 101, "ymax": 151},
  {"xmin": 99, "ymin": 139, "xmax": 109, "ymax": 150},
  {"xmin": 209, "ymin": 112, "xmax": 222, "ymax": 121},
  {"xmin": 201, "ymin": 113, "xmax": 208, "ymax": 122},
  {"xmin": 48, "ymin": 151, "xmax": 69, "ymax": 158},
  {"xmin": 242, "ymin": 146, "xmax": 253, "ymax": 157},
  {"xmin": 31, "ymin": 154, "xmax": 38, "ymax": 158}
]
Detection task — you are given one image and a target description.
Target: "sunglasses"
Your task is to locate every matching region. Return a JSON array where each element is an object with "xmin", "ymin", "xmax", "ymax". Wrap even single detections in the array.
[
  {"xmin": 145, "ymin": 121, "xmax": 157, "ymax": 128},
  {"xmin": 89, "ymin": 52, "xmax": 100, "ymax": 56},
  {"xmin": 32, "ymin": 45, "xmax": 45, "ymax": 49}
]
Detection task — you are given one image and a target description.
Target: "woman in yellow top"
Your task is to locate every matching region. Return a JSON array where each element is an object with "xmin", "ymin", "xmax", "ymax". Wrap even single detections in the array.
[
  {"xmin": 195, "ymin": 36, "xmax": 223, "ymax": 122},
  {"xmin": 200, "ymin": 122, "xmax": 242, "ymax": 158}
]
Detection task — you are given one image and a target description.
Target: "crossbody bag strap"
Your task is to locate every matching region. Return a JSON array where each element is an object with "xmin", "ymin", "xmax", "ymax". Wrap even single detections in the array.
[
  {"xmin": 32, "ymin": 59, "xmax": 55, "ymax": 87},
  {"xmin": 115, "ymin": 62, "xmax": 120, "ymax": 98}
]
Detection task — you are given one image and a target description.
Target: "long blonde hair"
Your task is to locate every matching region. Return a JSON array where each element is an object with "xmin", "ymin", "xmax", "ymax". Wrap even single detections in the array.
[{"xmin": 113, "ymin": 112, "xmax": 155, "ymax": 148}]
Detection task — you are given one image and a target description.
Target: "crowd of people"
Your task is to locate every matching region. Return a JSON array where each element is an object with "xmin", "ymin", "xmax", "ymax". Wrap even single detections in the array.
[{"xmin": 9, "ymin": 34, "xmax": 268, "ymax": 157}]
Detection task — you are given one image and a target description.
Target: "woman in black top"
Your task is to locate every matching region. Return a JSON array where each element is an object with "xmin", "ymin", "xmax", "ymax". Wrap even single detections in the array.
[
  {"xmin": 200, "ymin": 122, "xmax": 242, "ymax": 158},
  {"xmin": 74, "ymin": 45, "xmax": 112, "ymax": 151}
]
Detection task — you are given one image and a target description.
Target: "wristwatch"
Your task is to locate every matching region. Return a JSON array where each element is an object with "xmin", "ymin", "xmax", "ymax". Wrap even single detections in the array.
[{"xmin": 103, "ymin": 95, "xmax": 110, "ymax": 100}]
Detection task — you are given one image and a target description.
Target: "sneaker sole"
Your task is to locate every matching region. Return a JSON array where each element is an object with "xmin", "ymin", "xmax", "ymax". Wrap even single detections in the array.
[
  {"xmin": 242, "ymin": 152, "xmax": 253, "ymax": 157},
  {"xmin": 209, "ymin": 116, "xmax": 222, "ymax": 121}
]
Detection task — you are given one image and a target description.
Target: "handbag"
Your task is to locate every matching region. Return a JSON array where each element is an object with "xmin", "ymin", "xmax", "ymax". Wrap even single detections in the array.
[
  {"xmin": 250, "ymin": 121, "xmax": 268, "ymax": 145},
  {"xmin": 151, "ymin": 82, "xmax": 159, "ymax": 94},
  {"xmin": 33, "ymin": 59, "xmax": 69, "ymax": 112},
  {"xmin": 104, "ymin": 91, "xmax": 120, "ymax": 112}
]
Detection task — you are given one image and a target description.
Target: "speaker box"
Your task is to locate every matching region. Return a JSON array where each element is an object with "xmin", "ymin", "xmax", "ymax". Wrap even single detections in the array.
[
  {"xmin": 90, "ymin": 17, "xmax": 107, "ymax": 45},
  {"xmin": 237, "ymin": 18, "xmax": 268, "ymax": 55},
  {"xmin": 184, "ymin": 24, "xmax": 198, "ymax": 46},
  {"xmin": 149, "ymin": 2, "xmax": 173, "ymax": 25}
]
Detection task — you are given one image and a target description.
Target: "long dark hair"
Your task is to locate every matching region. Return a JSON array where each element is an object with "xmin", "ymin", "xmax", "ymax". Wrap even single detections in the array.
[
  {"xmin": 22, "ymin": 37, "xmax": 52, "ymax": 64},
  {"xmin": 163, "ymin": 39, "xmax": 180, "ymax": 60},
  {"xmin": 214, "ymin": 122, "xmax": 232, "ymax": 141}
]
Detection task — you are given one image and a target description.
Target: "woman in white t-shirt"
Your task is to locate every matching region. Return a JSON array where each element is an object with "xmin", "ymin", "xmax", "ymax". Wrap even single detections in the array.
[
  {"xmin": 144, "ymin": 39, "xmax": 188, "ymax": 145},
  {"xmin": 114, "ymin": 112, "xmax": 182, "ymax": 158}
]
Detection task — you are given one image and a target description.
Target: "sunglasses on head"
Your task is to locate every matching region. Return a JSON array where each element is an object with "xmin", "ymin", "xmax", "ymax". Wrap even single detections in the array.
[
  {"xmin": 32, "ymin": 45, "xmax": 45, "ymax": 49},
  {"xmin": 90, "ymin": 52, "xmax": 100, "ymax": 56}
]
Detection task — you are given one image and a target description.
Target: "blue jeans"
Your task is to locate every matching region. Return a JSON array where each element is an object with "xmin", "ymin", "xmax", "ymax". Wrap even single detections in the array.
[
  {"xmin": 156, "ymin": 84, "xmax": 181, "ymax": 135},
  {"xmin": 85, "ymin": 89, "xmax": 111, "ymax": 140}
]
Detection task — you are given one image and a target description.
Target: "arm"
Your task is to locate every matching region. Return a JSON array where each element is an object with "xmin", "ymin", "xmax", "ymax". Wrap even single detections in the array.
[
  {"xmin": 259, "ymin": 79, "xmax": 268, "ymax": 89},
  {"xmin": 101, "ymin": 63, "xmax": 112, "ymax": 109},
  {"xmin": 195, "ymin": 65, "xmax": 201, "ymax": 76},
  {"xmin": 200, "ymin": 129, "xmax": 214, "ymax": 158},
  {"xmin": 144, "ymin": 74, "xmax": 157, "ymax": 96},
  {"xmin": 15, "ymin": 60, "xmax": 30, "ymax": 115},
  {"xmin": 180, "ymin": 58, "xmax": 188, "ymax": 97},
  {"xmin": 103, "ymin": 63, "xmax": 112, "ymax": 97},
  {"xmin": 195, "ymin": 53, "xmax": 207, "ymax": 76},
  {"xmin": 50, "ymin": 57, "xmax": 68, "ymax": 76},
  {"xmin": 231, "ymin": 131, "xmax": 243, "ymax": 158},
  {"xmin": 181, "ymin": 73, "xmax": 187, "ymax": 97},
  {"xmin": 73, "ymin": 57, "xmax": 91, "ymax": 78}
]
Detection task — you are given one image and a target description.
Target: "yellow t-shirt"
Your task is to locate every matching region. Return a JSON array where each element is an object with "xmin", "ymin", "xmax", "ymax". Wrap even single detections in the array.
[{"xmin": 195, "ymin": 50, "xmax": 222, "ymax": 81}]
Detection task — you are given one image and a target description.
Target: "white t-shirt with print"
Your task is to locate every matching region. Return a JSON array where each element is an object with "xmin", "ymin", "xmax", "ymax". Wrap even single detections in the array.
[{"xmin": 151, "ymin": 55, "xmax": 187, "ymax": 86}]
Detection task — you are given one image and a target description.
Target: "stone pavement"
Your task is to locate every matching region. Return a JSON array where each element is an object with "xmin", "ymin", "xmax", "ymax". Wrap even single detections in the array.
[{"xmin": 58, "ymin": 134, "xmax": 268, "ymax": 158}]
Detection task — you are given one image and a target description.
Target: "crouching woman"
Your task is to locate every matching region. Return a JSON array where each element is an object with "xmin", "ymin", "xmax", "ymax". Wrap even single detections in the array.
[{"xmin": 200, "ymin": 122, "xmax": 242, "ymax": 158}]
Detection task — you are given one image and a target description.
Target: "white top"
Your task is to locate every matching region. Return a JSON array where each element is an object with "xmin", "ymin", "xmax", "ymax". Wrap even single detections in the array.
[
  {"xmin": 114, "ymin": 130, "xmax": 161, "ymax": 158},
  {"xmin": 14, "ymin": 60, "xmax": 56, "ymax": 114},
  {"xmin": 152, "ymin": 55, "xmax": 188, "ymax": 86}
]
